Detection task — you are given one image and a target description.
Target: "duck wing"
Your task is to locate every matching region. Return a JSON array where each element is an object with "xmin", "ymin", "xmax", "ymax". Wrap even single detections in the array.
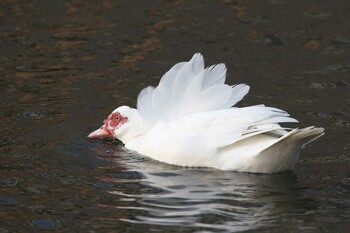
[
  {"xmin": 137, "ymin": 105, "xmax": 299, "ymax": 169},
  {"xmin": 136, "ymin": 53, "xmax": 250, "ymax": 127},
  {"xmin": 168, "ymin": 105, "xmax": 299, "ymax": 148}
]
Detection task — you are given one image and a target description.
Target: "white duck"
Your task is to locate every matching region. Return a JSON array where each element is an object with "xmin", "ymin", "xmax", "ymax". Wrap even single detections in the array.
[{"xmin": 89, "ymin": 53, "xmax": 324, "ymax": 173}]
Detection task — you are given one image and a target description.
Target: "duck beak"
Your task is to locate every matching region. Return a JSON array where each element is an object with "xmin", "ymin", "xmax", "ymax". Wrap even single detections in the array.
[{"xmin": 88, "ymin": 125, "xmax": 112, "ymax": 139}]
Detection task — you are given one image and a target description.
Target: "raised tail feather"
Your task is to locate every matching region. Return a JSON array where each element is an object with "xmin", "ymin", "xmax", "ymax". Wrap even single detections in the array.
[
  {"xmin": 249, "ymin": 127, "xmax": 325, "ymax": 173},
  {"xmin": 296, "ymin": 126, "xmax": 325, "ymax": 147}
]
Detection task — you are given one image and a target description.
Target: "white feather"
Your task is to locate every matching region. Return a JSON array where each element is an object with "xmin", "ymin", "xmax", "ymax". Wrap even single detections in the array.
[
  {"xmin": 136, "ymin": 53, "xmax": 249, "ymax": 126},
  {"xmin": 91, "ymin": 53, "xmax": 324, "ymax": 173}
]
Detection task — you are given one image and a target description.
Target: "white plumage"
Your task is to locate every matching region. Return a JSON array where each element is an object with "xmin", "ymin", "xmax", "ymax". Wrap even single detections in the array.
[{"xmin": 89, "ymin": 53, "xmax": 324, "ymax": 173}]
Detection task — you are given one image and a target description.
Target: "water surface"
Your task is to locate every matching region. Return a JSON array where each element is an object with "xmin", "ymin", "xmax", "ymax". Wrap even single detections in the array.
[{"xmin": 0, "ymin": 0, "xmax": 349, "ymax": 232}]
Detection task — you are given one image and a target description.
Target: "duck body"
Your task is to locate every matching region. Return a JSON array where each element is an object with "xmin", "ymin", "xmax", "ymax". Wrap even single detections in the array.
[
  {"xmin": 124, "ymin": 107, "xmax": 323, "ymax": 173},
  {"xmin": 89, "ymin": 53, "xmax": 324, "ymax": 173}
]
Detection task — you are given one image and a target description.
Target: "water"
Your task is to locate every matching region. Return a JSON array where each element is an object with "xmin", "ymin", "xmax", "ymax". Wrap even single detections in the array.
[{"xmin": 0, "ymin": 0, "xmax": 349, "ymax": 232}]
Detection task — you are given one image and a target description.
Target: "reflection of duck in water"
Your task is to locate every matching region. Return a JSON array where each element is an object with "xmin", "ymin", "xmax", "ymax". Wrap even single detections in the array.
[
  {"xmin": 98, "ymin": 149, "xmax": 317, "ymax": 232},
  {"xmin": 90, "ymin": 53, "xmax": 324, "ymax": 173}
]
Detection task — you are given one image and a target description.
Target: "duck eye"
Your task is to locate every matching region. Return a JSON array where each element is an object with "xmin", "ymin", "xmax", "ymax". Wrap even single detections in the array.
[{"xmin": 114, "ymin": 116, "xmax": 120, "ymax": 121}]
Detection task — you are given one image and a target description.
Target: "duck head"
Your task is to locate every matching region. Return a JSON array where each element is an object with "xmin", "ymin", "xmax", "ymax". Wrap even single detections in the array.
[{"xmin": 88, "ymin": 106, "xmax": 145, "ymax": 143}]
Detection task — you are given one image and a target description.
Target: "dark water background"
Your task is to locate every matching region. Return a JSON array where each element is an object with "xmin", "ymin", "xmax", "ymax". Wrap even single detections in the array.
[{"xmin": 0, "ymin": 0, "xmax": 349, "ymax": 232}]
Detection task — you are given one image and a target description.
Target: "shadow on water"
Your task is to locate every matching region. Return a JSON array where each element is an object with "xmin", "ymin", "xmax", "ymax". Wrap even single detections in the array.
[{"xmin": 91, "ymin": 143, "xmax": 320, "ymax": 232}]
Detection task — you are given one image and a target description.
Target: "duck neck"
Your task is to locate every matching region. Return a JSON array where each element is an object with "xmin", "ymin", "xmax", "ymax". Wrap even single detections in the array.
[{"xmin": 117, "ymin": 108, "xmax": 147, "ymax": 144}]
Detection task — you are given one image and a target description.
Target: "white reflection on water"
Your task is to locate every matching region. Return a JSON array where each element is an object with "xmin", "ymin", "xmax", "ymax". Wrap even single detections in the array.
[{"xmin": 96, "ymin": 146, "xmax": 318, "ymax": 232}]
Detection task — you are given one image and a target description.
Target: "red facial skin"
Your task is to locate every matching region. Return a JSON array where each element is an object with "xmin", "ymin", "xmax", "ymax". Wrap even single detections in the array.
[
  {"xmin": 88, "ymin": 112, "xmax": 128, "ymax": 139},
  {"xmin": 104, "ymin": 112, "xmax": 128, "ymax": 130}
]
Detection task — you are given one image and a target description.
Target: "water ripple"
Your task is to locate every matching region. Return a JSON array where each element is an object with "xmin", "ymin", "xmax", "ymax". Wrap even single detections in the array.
[{"xmin": 93, "ymin": 147, "xmax": 319, "ymax": 232}]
